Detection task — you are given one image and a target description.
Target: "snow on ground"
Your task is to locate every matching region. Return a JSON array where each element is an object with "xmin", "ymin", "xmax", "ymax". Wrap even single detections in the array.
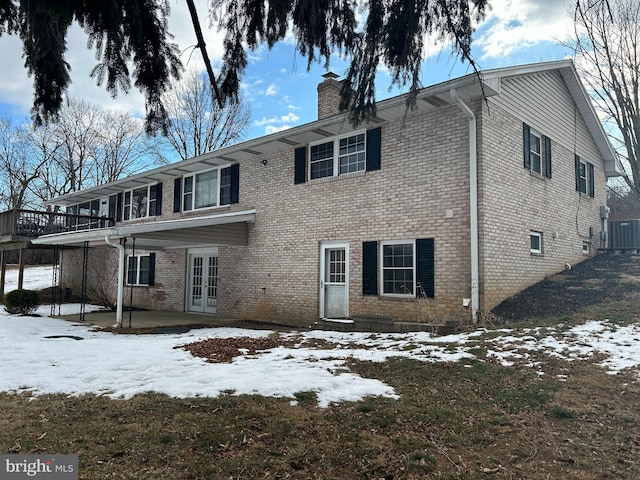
[{"xmin": 1, "ymin": 266, "xmax": 640, "ymax": 407}]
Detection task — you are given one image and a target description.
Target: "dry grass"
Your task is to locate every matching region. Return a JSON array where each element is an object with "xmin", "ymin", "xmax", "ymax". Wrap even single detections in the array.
[{"xmin": 3, "ymin": 253, "xmax": 640, "ymax": 478}]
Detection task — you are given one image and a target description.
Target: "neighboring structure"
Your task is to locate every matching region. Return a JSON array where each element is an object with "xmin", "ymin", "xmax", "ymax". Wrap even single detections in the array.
[{"xmin": 33, "ymin": 60, "xmax": 622, "ymax": 327}]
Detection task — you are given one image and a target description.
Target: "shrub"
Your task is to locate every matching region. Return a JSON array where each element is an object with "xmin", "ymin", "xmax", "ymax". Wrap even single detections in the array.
[{"xmin": 4, "ymin": 289, "xmax": 41, "ymax": 315}]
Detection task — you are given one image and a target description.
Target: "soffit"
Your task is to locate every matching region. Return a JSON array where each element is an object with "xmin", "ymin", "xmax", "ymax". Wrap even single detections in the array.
[{"xmin": 31, "ymin": 210, "xmax": 255, "ymax": 249}]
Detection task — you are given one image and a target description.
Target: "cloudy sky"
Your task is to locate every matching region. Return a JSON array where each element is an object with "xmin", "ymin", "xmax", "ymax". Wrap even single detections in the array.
[{"xmin": 0, "ymin": 0, "xmax": 576, "ymax": 145}]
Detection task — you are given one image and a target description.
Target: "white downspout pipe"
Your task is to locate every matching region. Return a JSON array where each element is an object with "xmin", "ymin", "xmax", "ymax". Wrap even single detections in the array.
[
  {"xmin": 104, "ymin": 235, "xmax": 125, "ymax": 328},
  {"xmin": 450, "ymin": 89, "xmax": 479, "ymax": 322}
]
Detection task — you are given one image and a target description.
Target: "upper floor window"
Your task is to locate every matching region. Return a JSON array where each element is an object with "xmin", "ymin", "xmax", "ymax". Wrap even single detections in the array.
[
  {"xmin": 294, "ymin": 127, "xmax": 381, "ymax": 184},
  {"xmin": 173, "ymin": 164, "xmax": 239, "ymax": 213},
  {"xmin": 523, "ymin": 123, "xmax": 551, "ymax": 178},
  {"xmin": 574, "ymin": 155, "xmax": 595, "ymax": 198},
  {"xmin": 183, "ymin": 169, "xmax": 219, "ymax": 211},
  {"xmin": 309, "ymin": 132, "xmax": 366, "ymax": 180},
  {"xmin": 124, "ymin": 183, "xmax": 161, "ymax": 220}
]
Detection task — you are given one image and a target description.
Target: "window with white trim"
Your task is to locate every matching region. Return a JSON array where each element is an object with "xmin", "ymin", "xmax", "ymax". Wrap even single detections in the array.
[
  {"xmin": 309, "ymin": 131, "xmax": 366, "ymax": 180},
  {"xmin": 577, "ymin": 159, "xmax": 587, "ymax": 194},
  {"xmin": 575, "ymin": 154, "xmax": 595, "ymax": 198},
  {"xmin": 530, "ymin": 231, "xmax": 542, "ymax": 255},
  {"xmin": 528, "ymin": 129, "xmax": 542, "ymax": 174},
  {"xmin": 183, "ymin": 168, "xmax": 220, "ymax": 211},
  {"xmin": 127, "ymin": 254, "xmax": 152, "ymax": 285},
  {"xmin": 124, "ymin": 184, "xmax": 158, "ymax": 220},
  {"xmin": 381, "ymin": 241, "xmax": 415, "ymax": 296},
  {"xmin": 523, "ymin": 123, "xmax": 551, "ymax": 178}
]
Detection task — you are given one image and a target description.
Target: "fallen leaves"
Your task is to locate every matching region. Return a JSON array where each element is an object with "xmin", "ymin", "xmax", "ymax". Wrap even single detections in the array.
[{"xmin": 175, "ymin": 334, "xmax": 336, "ymax": 363}]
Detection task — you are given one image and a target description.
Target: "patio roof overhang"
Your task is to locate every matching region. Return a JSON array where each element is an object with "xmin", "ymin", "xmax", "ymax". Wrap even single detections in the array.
[{"xmin": 31, "ymin": 210, "xmax": 256, "ymax": 249}]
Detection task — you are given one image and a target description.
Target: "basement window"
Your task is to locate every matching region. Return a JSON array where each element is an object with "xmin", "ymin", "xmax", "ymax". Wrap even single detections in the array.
[
  {"xmin": 530, "ymin": 231, "xmax": 543, "ymax": 255},
  {"xmin": 127, "ymin": 253, "xmax": 155, "ymax": 286}
]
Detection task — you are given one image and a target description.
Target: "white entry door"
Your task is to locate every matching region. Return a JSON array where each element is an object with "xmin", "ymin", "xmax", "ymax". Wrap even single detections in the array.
[
  {"xmin": 188, "ymin": 252, "xmax": 218, "ymax": 313},
  {"xmin": 320, "ymin": 242, "xmax": 349, "ymax": 319}
]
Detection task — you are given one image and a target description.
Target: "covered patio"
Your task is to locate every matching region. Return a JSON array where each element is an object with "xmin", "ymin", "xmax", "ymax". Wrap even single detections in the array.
[
  {"xmin": 32, "ymin": 209, "xmax": 257, "ymax": 327},
  {"xmin": 53, "ymin": 309, "xmax": 298, "ymax": 332}
]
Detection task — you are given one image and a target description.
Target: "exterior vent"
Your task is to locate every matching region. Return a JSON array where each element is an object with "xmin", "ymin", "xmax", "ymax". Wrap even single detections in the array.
[{"xmin": 609, "ymin": 219, "xmax": 640, "ymax": 249}]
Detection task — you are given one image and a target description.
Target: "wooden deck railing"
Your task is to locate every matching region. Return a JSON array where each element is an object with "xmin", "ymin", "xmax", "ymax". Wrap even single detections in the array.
[{"xmin": 0, "ymin": 209, "xmax": 115, "ymax": 238}]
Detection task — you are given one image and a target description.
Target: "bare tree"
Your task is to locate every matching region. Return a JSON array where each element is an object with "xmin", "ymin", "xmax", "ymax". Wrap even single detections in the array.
[
  {"xmin": 162, "ymin": 70, "xmax": 251, "ymax": 160},
  {"xmin": 568, "ymin": 0, "xmax": 640, "ymax": 194},
  {"xmin": 49, "ymin": 98, "xmax": 102, "ymax": 195},
  {"xmin": 92, "ymin": 109, "xmax": 168, "ymax": 184},
  {"xmin": 0, "ymin": 116, "xmax": 52, "ymax": 210}
]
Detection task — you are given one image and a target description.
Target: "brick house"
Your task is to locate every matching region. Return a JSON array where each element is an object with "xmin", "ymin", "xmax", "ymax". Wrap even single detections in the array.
[{"xmin": 34, "ymin": 60, "xmax": 621, "ymax": 327}]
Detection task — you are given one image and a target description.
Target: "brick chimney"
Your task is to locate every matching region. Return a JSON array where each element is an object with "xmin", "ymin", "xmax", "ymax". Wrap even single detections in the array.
[{"xmin": 317, "ymin": 72, "xmax": 343, "ymax": 120}]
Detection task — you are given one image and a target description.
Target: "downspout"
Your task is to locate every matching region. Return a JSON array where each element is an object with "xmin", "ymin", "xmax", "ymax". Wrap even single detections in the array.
[
  {"xmin": 104, "ymin": 235, "xmax": 124, "ymax": 328},
  {"xmin": 450, "ymin": 89, "xmax": 479, "ymax": 322}
]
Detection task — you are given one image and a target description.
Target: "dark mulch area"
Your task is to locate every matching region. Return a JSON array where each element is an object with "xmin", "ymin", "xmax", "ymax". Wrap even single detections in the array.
[{"xmin": 491, "ymin": 253, "xmax": 640, "ymax": 322}]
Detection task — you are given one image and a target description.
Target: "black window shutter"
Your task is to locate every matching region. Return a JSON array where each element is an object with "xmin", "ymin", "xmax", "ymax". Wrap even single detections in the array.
[
  {"xmin": 365, "ymin": 127, "xmax": 382, "ymax": 171},
  {"xmin": 416, "ymin": 238, "xmax": 435, "ymax": 298},
  {"xmin": 154, "ymin": 183, "xmax": 163, "ymax": 216},
  {"xmin": 108, "ymin": 194, "xmax": 117, "ymax": 220},
  {"xmin": 294, "ymin": 147, "xmax": 307, "ymax": 184},
  {"xmin": 544, "ymin": 136, "xmax": 552, "ymax": 178},
  {"xmin": 173, "ymin": 178, "xmax": 182, "ymax": 212},
  {"xmin": 230, "ymin": 163, "xmax": 240, "ymax": 204},
  {"xmin": 575, "ymin": 155, "xmax": 581, "ymax": 192},
  {"xmin": 148, "ymin": 253, "xmax": 156, "ymax": 286},
  {"xmin": 116, "ymin": 192, "xmax": 123, "ymax": 222},
  {"xmin": 523, "ymin": 123, "xmax": 531, "ymax": 170},
  {"xmin": 588, "ymin": 162, "xmax": 595, "ymax": 197},
  {"xmin": 362, "ymin": 241, "xmax": 378, "ymax": 295}
]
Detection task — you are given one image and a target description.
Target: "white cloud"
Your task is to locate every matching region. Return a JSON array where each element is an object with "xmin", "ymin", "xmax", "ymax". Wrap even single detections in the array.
[
  {"xmin": 474, "ymin": 0, "xmax": 573, "ymax": 59},
  {"xmin": 266, "ymin": 125, "xmax": 292, "ymax": 134},
  {"xmin": 254, "ymin": 112, "xmax": 300, "ymax": 126},
  {"xmin": 265, "ymin": 84, "xmax": 278, "ymax": 96}
]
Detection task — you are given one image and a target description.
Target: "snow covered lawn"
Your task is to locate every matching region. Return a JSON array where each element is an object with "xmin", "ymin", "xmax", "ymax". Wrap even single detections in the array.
[{"xmin": 1, "ymin": 265, "xmax": 640, "ymax": 407}]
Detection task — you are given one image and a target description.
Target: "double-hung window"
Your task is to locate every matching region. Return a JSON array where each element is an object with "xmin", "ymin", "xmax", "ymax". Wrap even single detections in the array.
[
  {"xmin": 529, "ymin": 129, "xmax": 542, "ymax": 174},
  {"xmin": 381, "ymin": 241, "xmax": 415, "ymax": 296},
  {"xmin": 127, "ymin": 253, "xmax": 155, "ymax": 286},
  {"xmin": 123, "ymin": 184, "xmax": 160, "ymax": 220},
  {"xmin": 523, "ymin": 123, "xmax": 551, "ymax": 178},
  {"xmin": 183, "ymin": 169, "xmax": 219, "ymax": 211},
  {"xmin": 574, "ymin": 155, "xmax": 595, "ymax": 197},
  {"xmin": 173, "ymin": 164, "xmax": 239, "ymax": 213},
  {"xmin": 363, "ymin": 238, "xmax": 434, "ymax": 298},
  {"xmin": 309, "ymin": 132, "xmax": 366, "ymax": 180}
]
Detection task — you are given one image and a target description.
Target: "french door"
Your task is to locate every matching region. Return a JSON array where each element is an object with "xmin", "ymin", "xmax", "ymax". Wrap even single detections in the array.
[
  {"xmin": 187, "ymin": 251, "xmax": 218, "ymax": 313},
  {"xmin": 319, "ymin": 242, "xmax": 349, "ymax": 319}
]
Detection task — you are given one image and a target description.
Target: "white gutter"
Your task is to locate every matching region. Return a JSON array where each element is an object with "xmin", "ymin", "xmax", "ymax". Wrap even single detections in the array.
[
  {"xmin": 104, "ymin": 235, "xmax": 125, "ymax": 328},
  {"xmin": 450, "ymin": 89, "xmax": 479, "ymax": 322}
]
